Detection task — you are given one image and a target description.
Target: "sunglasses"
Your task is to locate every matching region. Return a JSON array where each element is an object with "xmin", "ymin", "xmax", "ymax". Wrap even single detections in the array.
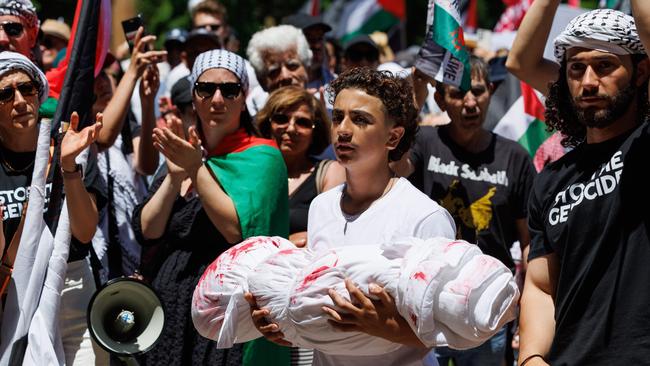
[
  {"xmin": 0, "ymin": 21, "xmax": 24, "ymax": 37},
  {"xmin": 0, "ymin": 81, "xmax": 38, "ymax": 104},
  {"xmin": 194, "ymin": 82, "xmax": 242, "ymax": 100},
  {"xmin": 194, "ymin": 23, "xmax": 221, "ymax": 32},
  {"xmin": 271, "ymin": 113, "xmax": 314, "ymax": 129}
]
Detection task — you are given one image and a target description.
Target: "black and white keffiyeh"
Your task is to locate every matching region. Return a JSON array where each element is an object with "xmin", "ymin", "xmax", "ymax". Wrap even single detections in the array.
[
  {"xmin": 190, "ymin": 49, "xmax": 249, "ymax": 93},
  {"xmin": 0, "ymin": 0, "xmax": 39, "ymax": 30},
  {"xmin": 554, "ymin": 9, "xmax": 646, "ymax": 63},
  {"xmin": 0, "ymin": 51, "xmax": 49, "ymax": 104}
]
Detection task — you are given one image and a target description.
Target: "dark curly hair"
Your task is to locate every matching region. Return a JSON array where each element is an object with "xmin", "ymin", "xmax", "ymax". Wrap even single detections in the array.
[
  {"xmin": 328, "ymin": 67, "xmax": 418, "ymax": 161},
  {"xmin": 545, "ymin": 55, "xmax": 649, "ymax": 148}
]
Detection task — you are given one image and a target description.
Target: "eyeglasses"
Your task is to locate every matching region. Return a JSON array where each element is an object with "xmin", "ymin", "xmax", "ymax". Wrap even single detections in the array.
[
  {"xmin": 0, "ymin": 21, "xmax": 24, "ymax": 37},
  {"xmin": 0, "ymin": 81, "xmax": 38, "ymax": 104},
  {"xmin": 194, "ymin": 23, "xmax": 221, "ymax": 32},
  {"xmin": 266, "ymin": 60, "xmax": 303, "ymax": 80},
  {"xmin": 194, "ymin": 82, "xmax": 242, "ymax": 100},
  {"xmin": 271, "ymin": 113, "xmax": 314, "ymax": 129}
]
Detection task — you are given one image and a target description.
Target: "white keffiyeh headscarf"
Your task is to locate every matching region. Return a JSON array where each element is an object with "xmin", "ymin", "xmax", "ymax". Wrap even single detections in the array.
[
  {"xmin": 0, "ymin": 51, "xmax": 49, "ymax": 104},
  {"xmin": 0, "ymin": 0, "xmax": 39, "ymax": 30},
  {"xmin": 554, "ymin": 9, "xmax": 646, "ymax": 63},
  {"xmin": 190, "ymin": 49, "xmax": 249, "ymax": 94}
]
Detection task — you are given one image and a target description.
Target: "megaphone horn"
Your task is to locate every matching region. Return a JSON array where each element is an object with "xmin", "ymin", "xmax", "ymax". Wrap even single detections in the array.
[{"xmin": 86, "ymin": 277, "xmax": 166, "ymax": 362}]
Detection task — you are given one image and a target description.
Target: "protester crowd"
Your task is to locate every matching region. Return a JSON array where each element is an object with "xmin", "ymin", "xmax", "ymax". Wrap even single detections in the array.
[{"xmin": 1, "ymin": 0, "xmax": 650, "ymax": 365}]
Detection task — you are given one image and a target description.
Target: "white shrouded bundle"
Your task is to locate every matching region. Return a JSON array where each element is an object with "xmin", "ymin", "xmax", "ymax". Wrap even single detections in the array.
[
  {"xmin": 249, "ymin": 246, "xmax": 403, "ymax": 356},
  {"xmin": 191, "ymin": 236, "xmax": 296, "ymax": 347},
  {"xmin": 386, "ymin": 237, "xmax": 519, "ymax": 349},
  {"xmin": 192, "ymin": 236, "xmax": 519, "ymax": 354}
]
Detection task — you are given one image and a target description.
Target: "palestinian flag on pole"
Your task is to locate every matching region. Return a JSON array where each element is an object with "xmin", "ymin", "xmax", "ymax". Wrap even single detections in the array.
[
  {"xmin": 0, "ymin": 2, "xmax": 109, "ymax": 362},
  {"xmin": 414, "ymin": 0, "xmax": 472, "ymax": 91},
  {"xmin": 334, "ymin": 0, "xmax": 405, "ymax": 43}
]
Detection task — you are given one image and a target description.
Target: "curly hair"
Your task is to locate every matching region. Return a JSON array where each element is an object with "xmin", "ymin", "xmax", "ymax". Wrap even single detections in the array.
[
  {"xmin": 546, "ymin": 56, "xmax": 649, "ymax": 148},
  {"xmin": 256, "ymin": 86, "xmax": 331, "ymax": 156},
  {"xmin": 328, "ymin": 67, "xmax": 418, "ymax": 162}
]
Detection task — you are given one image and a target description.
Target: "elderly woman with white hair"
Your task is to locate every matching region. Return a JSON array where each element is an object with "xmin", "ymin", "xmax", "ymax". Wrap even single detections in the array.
[
  {"xmin": 0, "ymin": 52, "xmax": 107, "ymax": 364},
  {"xmin": 245, "ymin": 24, "xmax": 312, "ymax": 115},
  {"xmin": 133, "ymin": 49, "xmax": 290, "ymax": 365}
]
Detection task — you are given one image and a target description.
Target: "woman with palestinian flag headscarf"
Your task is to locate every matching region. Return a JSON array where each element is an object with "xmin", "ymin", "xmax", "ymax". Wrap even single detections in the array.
[{"xmin": 132, "ymin": 49, "xmax": 290, "ymax": 365}]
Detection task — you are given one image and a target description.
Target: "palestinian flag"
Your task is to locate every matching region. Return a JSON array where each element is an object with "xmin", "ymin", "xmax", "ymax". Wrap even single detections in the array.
[
  {"xmin": 492, "ymin": 82, "xmax": 565, "ymax": 171},
  {"xmin": 42, "ymin": 0, "xmax": 111, "ymax": 120},
  {"xmin": 414, "ymin": 0, "xmax": 472, "ymax": 91},
  {"xmin": 333, "ymin": 0, "xmax": 405, "ymax": 43}
]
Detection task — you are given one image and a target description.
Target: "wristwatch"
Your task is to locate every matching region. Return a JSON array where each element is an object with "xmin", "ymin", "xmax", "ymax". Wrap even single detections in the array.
[{"xmin": 61, "ymin": 163, "xmax": 83, "ymax": 179}]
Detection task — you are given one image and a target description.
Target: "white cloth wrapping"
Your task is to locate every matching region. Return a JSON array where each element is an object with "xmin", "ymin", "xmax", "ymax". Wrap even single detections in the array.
[
  {"xmin": 193, "ymin": 236, "xmax": 518, "ymax": 355},
  {"xmin": 388, "ymin": 237, "xmax": 519, "ymax": 350},
  {"xmin": 251, "ymin": 245, "xmax": 404, "ymax": 356},
  {"xmin": 191, "ymin": 236, "xmax": 296, "ymax": 347}
]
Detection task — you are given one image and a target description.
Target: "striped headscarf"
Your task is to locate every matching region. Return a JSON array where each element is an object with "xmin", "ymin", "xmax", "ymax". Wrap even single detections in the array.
[
  {"xmin": 190, "ymin": 49, "xmax": 249, "ymax": 94},
  {"xmin": 554, "ymin": 9, "xmax": 646, "ymax": 63},
  {"xmin": 0, "ymin": 51, "xmax": 49, "ymax": 104},
  {"xmin": 0, "ymin": 0, "xmax": 39, "ymax": 30}
]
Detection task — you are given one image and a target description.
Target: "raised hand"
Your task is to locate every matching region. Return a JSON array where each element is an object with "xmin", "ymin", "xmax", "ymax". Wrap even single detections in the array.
[
  {"xmin": 60, "ymin": 112, "xmax": 103, "ymax": 171},
  {"xmin": 152, "ymin": 114, "xmax": 203, "ymax": 177},
  {"xmin": 128, "ymin": 27, "xmax": 167, "ymax": 79},
  {"xmin": 140, "ymin": 64, "xmax": 160, "ymax": 100}
]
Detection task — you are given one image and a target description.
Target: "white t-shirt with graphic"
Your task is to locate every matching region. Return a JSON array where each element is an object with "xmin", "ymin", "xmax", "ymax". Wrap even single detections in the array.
[{"xmin": 307, "ymin": 177, "xmax": 455, "ymax": 366}]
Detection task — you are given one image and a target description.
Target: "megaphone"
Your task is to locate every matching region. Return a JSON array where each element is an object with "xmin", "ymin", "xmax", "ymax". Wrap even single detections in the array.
[{"xmin": 87, "ymin": 277, "xmax": 165, "ymax": 364}]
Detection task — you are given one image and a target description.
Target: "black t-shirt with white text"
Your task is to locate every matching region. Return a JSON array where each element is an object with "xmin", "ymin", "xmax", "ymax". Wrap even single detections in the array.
[
  {"xmin": 410, "ymin": 126, "xmax": 535, "ymax": 270},
  {"xmin": 528, "ymin": 120, "xmax": 650, "ymax": 365},
  {"xmin": 0, "ymin": 142, "xmax": 106, "ymax": 263}
]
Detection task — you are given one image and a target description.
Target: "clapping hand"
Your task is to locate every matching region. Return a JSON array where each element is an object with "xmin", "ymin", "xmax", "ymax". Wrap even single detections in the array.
[{"xmin": 152, "ymin": 114, "xmax": 203, "ymax": 177}]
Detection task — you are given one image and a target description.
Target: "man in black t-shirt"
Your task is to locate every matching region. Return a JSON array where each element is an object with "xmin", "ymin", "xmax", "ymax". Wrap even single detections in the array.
[
  {"xmin": 400, "ymin": 56, "xmax": 535, "ymax": 366},
  {"xmin": 507, "ymin": 2, "xmax": 650, "ymax": 365}
]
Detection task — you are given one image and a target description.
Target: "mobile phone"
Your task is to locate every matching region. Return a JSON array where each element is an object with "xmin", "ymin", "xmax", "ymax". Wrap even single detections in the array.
[{"xmin": 122, "ymin": 14, "xmax": 145, "ymax": 53}]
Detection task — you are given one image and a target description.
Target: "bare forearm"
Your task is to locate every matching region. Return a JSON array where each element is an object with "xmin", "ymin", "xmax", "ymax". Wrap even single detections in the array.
[
  {"xmin": 506, "ymin": 0, "xmax": 561, "ymax": 94},
  {"xmin": 632, "ymin": 0, "xmax": 650, "ymax": 56},
  {"xmin": 192, "ymin": 165, "xmax": 242, "ymax": 244},
  {"xmin": 140, "ymin": 174, "xmax": 181, "ymax": 239},
  {"xmin": 63, "ymin": 177, "xmax": 98, "ymax": 243},
  {"xmin": 518, "ymin": 265, "xmax": 556, "ymax": 363},
  {"xmin": 134, "ymin": 99, "xmax": 159, "ymax": 175},
  {"xmin": 97, "ymin": 69, "xmax": 138, "ymax": 150}
]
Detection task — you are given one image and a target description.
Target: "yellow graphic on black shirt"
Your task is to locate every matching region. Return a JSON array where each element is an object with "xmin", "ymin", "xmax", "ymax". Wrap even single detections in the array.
[{"xmin": 439, "ymin": 180, "xmax": 496, "ymax": 241}]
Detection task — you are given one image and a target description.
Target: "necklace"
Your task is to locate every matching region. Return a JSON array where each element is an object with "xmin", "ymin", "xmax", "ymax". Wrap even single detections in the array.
[
  {"xmin": 0, "ymin": 147, "xmax": 34, "ymax": 174},
  {"xmin": 341, "ymin": 175, "xmax": 398, "ymax": 235}
]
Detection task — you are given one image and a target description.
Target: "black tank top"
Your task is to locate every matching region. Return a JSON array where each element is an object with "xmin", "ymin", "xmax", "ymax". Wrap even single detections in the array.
[{"xmin": 288, "ymin": 160, "xmax": 327, "ymax": 234}]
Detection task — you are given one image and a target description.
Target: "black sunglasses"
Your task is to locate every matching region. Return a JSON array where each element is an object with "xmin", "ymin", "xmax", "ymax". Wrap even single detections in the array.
[
  {"xmin": 194, "ymin": 23, "xmax": 221, "ymax": 32},
  {"xmin": 271, "ymin": 113, "xmax": 314, "ymax": 129},
  {"xmin": 194, "ymin": 82, "xmax": 242, "ymax": 100},
  {"xmin": 0, "ymin": 21, "xmax": 24, "ymax": 37},
  {"xmin": 0, "ymin": 81, "xmax": 38, "ymax": 104}
]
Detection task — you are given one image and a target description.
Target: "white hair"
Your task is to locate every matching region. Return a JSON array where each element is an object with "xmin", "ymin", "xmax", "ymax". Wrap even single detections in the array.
[{"xmin": 246, "ymin": 25, "xmax": 312, "ymax": 78}]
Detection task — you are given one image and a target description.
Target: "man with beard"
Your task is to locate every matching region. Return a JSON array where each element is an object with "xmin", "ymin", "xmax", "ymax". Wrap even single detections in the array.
[{"xmin": 506, "ymin": 2, "xmax": 650, "ymax": 365}]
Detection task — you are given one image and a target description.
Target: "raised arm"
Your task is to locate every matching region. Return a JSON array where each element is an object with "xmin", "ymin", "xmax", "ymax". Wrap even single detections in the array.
[
  {"xmin": 96, "ymin": 27, "xmax": 166, "ymax": 150},
  {"xmin": 518, "ymin": 253, "xmax": 559, "ymax": 366},
  {"xmin": 505, "ymin": 0, "xmax": 561, "ymax": 95},
  {"xmin": 60, "ymin": 112, "xmax": 103, "ymax": 243},
  {"xmin": 632, "ymin": 0, "xmax": 650, "ymax": 60},
  {"xmin": 152, "ymin": 116, "xmax": 242, "ymax": 244},
  {"xmin": 133, "ymin": 64, "xmax": 160, "ymax": 175}
]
